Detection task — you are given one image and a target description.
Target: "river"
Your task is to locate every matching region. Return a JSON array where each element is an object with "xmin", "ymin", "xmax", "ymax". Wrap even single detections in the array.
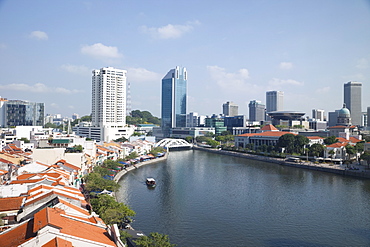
[{"xmin": 116, "ymin": 150, "xmax": 370, "ymax": 247}]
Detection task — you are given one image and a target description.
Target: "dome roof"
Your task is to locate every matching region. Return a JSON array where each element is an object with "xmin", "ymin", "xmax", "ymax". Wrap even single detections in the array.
[{"xmin": 339, "ymin": 104, "xmax": 350, "ymax": 117}]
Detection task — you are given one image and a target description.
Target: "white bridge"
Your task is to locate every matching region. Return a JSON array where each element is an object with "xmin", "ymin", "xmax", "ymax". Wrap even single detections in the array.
[{"xmin": 155, "ymin": 138, "xmax": 193, "ymax": 150}]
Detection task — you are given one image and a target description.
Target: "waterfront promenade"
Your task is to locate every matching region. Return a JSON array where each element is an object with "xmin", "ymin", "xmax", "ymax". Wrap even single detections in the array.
[
  {"xmin": 193, "ymin": 145, "xmax": 370, "ymax": 179},
  {"xmin": 114, "ymin": 152, "xmax": 168, "ymax": 182}
]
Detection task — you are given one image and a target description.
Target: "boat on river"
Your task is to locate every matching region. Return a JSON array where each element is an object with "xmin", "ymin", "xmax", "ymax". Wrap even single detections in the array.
[{"xmin": 146, "ymin": 177, "xmax": 156, "ymax": 187}]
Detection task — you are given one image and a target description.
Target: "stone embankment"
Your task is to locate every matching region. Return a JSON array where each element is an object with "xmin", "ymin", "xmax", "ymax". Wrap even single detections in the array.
[
  {"xmin": 193, "ymin": 146, "xmax": 370, "ymax": 179},
  {"xmin": 114, "ymin": 153, "xmax": 168, "ymax": 182}
]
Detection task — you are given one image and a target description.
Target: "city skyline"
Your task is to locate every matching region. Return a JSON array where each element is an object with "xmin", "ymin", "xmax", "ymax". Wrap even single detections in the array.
[{"xmin": 0, "ymin": 1, "xmax": 369, "ymax": 118}]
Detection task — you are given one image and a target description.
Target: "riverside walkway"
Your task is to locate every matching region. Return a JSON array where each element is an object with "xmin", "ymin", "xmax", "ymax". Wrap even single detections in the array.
[
  {"xmin": 114, "ymin": 152, "xmax": 168, "ymax": 182},
  {"xmin": 193, "ymin": 146, "xmax": 370, "ymax": 179}
]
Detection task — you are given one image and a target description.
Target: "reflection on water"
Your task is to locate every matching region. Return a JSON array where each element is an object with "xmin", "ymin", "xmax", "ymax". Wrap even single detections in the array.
[{"xmin": 116, "ymin": 150, "xmax": 370, "ymax": 247}]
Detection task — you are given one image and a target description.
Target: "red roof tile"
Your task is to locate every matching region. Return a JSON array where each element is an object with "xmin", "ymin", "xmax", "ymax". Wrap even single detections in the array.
[
  {"xmin": 42, "ymin": 237, "xmax": 73, "ymax": 247},
  {"xmin": 261, "ymin": 124, "xmax": 278, "ymax": 131},
  {"xmin": 0, "ymin": 197, "xmax": 25, "ymax": 211}
]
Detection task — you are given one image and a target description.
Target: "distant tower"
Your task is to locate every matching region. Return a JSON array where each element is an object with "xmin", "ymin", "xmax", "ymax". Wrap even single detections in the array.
[
  {"xmin": 161, "ymin": 66, "xmax": 187, "ymax": 137},
  {"xmin": 337, "ymin": 103, "xmax": 352, "ymax": 126},
  {"xmin": 312, "ymin": 109, "xmax": 325, "ymax": 121},
  {"xmin": 266, "ymin": 91, "xmax": 283, "ymax": 120},
  {"xmin": 249, "ymin": 100, "xmax": 265, "ymax": 122},
  {"xmin": 344, "ymin": 81, "xmax": 362, "ymax": 126},
  {"xmin": 222, "ymin": 101, "xmax": 238, "ymax": 117},
  {"xmin": 91, "ymin": 67, "xmax": 127, "ymax": 128},
  {"xmin": 367, "ymin": 106, "xmax": 370, "ymax": 127}
]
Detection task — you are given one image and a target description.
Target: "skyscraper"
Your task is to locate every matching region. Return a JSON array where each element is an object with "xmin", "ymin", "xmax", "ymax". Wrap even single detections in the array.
[
  {"xmin": 249, "ymin": 100, "xmax": 265, "ymax": 122},
  {"xmin": 161, "ymin": 66, "xmax": 187, "ymax": 137},
  {"xmin": 266, "ymin": 91, "xmax": 283, "ymax": 120},
  {"xmin": 222, "ymin": 101, "xmax": 238, "ymax": 117},
  {"xmin": 0, "ymin": 98, "xmax": 44, "ymax": 127},
  {"xmin": 91, "ymin": 67, "xmax": 127, "ymax": 128},
  {"xmin": 344, "ymin": 81, "xmax": 362, "ymax": 126}
]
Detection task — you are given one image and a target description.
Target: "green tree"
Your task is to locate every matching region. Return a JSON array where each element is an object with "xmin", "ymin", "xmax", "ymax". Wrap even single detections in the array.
[
  {"xmin": 309, "ymin": 143, "xmax": 325, "ymax": 157},
  {"xmin": 80, "ymin": 115, "xmax": 92, "ymax": 122},
  {"xmin": 345, "ymin": 144, "xmax": 356, "ymax": 161},
  {"xmin": 324, "ymin": 136, "xmax": 338, "ymax": 145},
  {"xmin": 18, "ymin": 137, "xmax": 30, "ymax": 143},
  {"xmin": 360, "ymin": 151, "xmax": 370, "ymax": 168},
  {"xmin": 205, "ymin": 132, "xmax": 215, "ymax": 138},
  {"xmin": 196, "ymin": 136, "xmax": 210, "ymax": 143},
  {"xmin": 134, "ymin": 232, "xmax": 176, "ymax": 247},
  {"xmin": 74, "ymin": 145, "xmax": 83, "ymax": 152},
  {"xmin": 277, "ymin": 134, "xmax": 296, "ymax": 153},
  {"xmin": 150, "ymin": 147, "xmax": 166, "ymax": 156},
  {"xmin": 206, "ymin": 139, "xmax": 220, "ymax": 148},
  {"xmin": 126, "ymin": 151, "xmax": 139, "ymax": 160},
  {"xmin": 355, "ymin": 141, "xmax": 365, "ymax": 153},
  {"xmin": 185, "ymin": 136, "xmax": 193, "ymax": 143},
  {"xmin": 114, "ymin": 137, "xmax": 127, "ymax": 142},
  {"xmin": 294, "ymin": 135, "xmax": 310, "ymax": 154},
  {"xmin": 85, "ymin": 172, "xmax": 120, "ymax": 192}
]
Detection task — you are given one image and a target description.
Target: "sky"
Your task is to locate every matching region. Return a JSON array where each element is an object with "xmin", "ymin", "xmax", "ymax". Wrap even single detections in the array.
[{"xmin": 0, "ymin": 0, "xmax": 369, "ymax": 119}]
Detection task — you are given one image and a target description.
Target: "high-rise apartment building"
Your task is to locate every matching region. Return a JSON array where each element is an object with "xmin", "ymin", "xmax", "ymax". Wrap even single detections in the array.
[
  {"xmin": 0, "ymin": 97, "xmax": 44, "ymax": 127},
  {"xmin": 312, "ymin": 109, "xmax": 325, "ymax": 121},
  {"xmin": 161, "ymin": 66, "xmax": 187, "ymax": 137},
  {"xmin": 248, "ymin": 100, "xmax": 265, "ymax": 122},
  {"xmin": 367, "ymin": 107, "xmax": 370, "ymax": 127},
  {"xmin": 344, "ymin": 81, "xmax": 362, "ymax": 126},
  {"xmin": 222, "ymin": 101, "xmax": 238, "ymax": 117},
  {"xmin": 92, "ymin": 67, "xmax": 127, "ymax": 128}
]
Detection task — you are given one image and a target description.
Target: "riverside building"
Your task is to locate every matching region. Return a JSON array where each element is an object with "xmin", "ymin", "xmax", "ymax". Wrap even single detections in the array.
[
  {"xmin": 161, "ymin": 66, "xmax": 187, "ymax": 138},
  {"xmin": 74, "ymin": 67, "xmax": 134, "ymax": 142}
]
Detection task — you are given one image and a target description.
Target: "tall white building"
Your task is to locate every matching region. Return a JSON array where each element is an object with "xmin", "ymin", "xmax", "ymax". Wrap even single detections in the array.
[
  {"xmin": 222, "ymin": 101, "xmax": 238, "ymax": 117},
  {"xmin": 266, "ymin": 91, "xmax": 284, "ymax": 114},
  {"xmin": 92, "ymin": 67, "xmax": 127, "ymax": 128},
  {"xmin": 74, "ymin": 67, "xmax": 134, "ymax": 142}
]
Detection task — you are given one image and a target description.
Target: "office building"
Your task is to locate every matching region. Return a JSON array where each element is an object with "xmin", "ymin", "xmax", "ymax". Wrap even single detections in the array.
[
  {"xmin": 222, "ymin": 101, "xmax": 238, "ymax": 117},
  {"xmin": 161, "ymin": 66, "xmax": 187, "ymax": 137},
  {"xmin": 344, "ymin": 81, "xmax": 362, "ymax": 126},
  {"xmin": 312, "ymin": 109, "xmax": 325, "ymax": 121},
  {"xmin": 249, "ymin": 100, "xmax": 265, "ymax": 122},
  {"xmin": 266, "ymin": 91, "xmax": 283, "ymax": 121},
  {"xmin": 92, "ymin": 67, "xmax": 127, "ymax": 127},
  {"xmin": 0, "ymin": 97, "xmax": 44, "ymax": 127}
]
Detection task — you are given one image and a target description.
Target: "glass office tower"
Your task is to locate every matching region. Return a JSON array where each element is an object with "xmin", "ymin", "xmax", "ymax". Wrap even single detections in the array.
[
  {"xmin": 161, "ymin": 66, "xmax": 187, "ymax": 137},
  {"xmin": 4, "ymin": 100, "xmax": 44, "ymax": 127}
]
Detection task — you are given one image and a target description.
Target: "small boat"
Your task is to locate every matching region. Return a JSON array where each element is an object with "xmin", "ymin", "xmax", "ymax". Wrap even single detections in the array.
[{"xmin": 146, "ymin": 177, "xmax": 156, "ymax": 187}]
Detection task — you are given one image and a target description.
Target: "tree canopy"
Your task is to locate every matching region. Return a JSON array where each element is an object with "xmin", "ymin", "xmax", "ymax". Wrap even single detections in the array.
[
  {"xmin": 127, "ymin": 110, "xmax": 160, "ymax": 125},
  {"xmin": 277, "ymin": 134, "xmax": 309, "ymax": 154},
  {"xmin": 324, "ymin": 136, "xmax": 338, "ymax": 145},
  {"xmin": 134, "ymin": 232, "xmax": 176, "ymax": 247}
]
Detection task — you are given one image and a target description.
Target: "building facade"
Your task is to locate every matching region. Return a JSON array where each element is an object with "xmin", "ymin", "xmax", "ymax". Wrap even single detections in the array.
[
  {"xmin": 266, "ymin": 91, "xmax": 283, "ymax": 113},
  {"xmin": 0, "ymin": 98, "xmax": 44, "ymax": 127},
  {"xmin": 312, "ymin": 109, "xmax": 325, "ymax": 121},
  {"xmin": 92, "ymin": 67, "xmax": 127, "ymax": 128},
  {"xmin": 249, "ymin": 100, "xmax": 265, "ymax": 122},
  {"xmin": 344, "ymin": 81, "xmax": 362, "ymax": 126},
  {"xmin": 161, "ymin": 66, "xmax": 187, "ymax": 137},
  {"xmin": 222, "ymin": 101, "xmax": 238, "ymax": 117}
]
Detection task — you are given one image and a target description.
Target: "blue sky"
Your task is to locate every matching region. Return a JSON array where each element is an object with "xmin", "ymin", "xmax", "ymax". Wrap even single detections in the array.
[{"xmin": 0, "ymin": 0, "xmax": 369, "ymax": 119}]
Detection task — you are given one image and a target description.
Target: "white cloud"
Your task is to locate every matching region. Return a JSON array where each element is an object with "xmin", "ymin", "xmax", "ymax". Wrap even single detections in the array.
[
  {"xmin": 0, "ymin": 83, "xmax": 82, "ymax": 94},
  {"xmin": 356, "ymin": 58, "xmax": 369, "ymax": 69},
  {"xmin": 141, "ymin": 21, "xmax": 200, "ymax": 39},
  {"xmin": 61, "ymin": 64, "xmax": 90, "ymax": 75},
  {"xmin": 127, "ymin": 67, "xmax": 161, "ymax": 82},
  {"xmin": 279, "ymin": 62, "xmax": 293, "ymax": 70},
  {"xmin": 29, "ymin": 31, "xmax": 48, "ymax": 40},
  {"xmin": 207, "ymin": 65, "xmax": 251, "ymax": 91},
  {"xmin": 268, "ymin": 78, "xmax": 304, "ymax": 86},
  {"xmin": 315, "ymin": 86, "xmax": 330, "ymax": 94},
  {"xmin": 81, "ymin": 43, "xmax": 122, "ymax": 60}
]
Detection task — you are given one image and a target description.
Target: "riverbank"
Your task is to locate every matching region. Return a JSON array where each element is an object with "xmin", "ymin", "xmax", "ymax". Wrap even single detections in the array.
[
  {"xmin": 114, "ymin": 152, "xmax": 168, "ymax": 182},
  {"xmin": 193, "ymin": 146, "xmax": 370, "ymax": 179}
]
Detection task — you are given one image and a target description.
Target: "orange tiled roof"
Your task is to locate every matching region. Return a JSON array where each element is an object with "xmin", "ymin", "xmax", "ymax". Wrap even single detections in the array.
[
  {"xmin": 238, "ymin": 131, "xmax": 296, "ymax": 137},
  {"xmin": 34, "ymin": 207, "xmax": 115, "ymax": 246},
  {"xmin": 261, "ymin": 124, "xmax": 278, "ymax": 131},
  {"xmin": 0, "ymin": 196, "xmax": 25, "ymax": 211},
  {"xmin": 42, "ymin": 237, "xmax": 73, "ymax": 247},
  {"xmin": 307, "ymin": 136, "xmax": 324, "ymax": 140},
  {"xmin": 0, "ymin": 218, "xmax": 33, "ymax": 246},
  {"xmin": 58, "ymin": 198, "xmax": 90, "ymax": 216},
  {"xmin": 327, "ymin": 142, "xmax": 348, "ymax": 148},
  {"xmin": 55, "ymin": 159, "xmax": 80, "ymax": 171}
]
